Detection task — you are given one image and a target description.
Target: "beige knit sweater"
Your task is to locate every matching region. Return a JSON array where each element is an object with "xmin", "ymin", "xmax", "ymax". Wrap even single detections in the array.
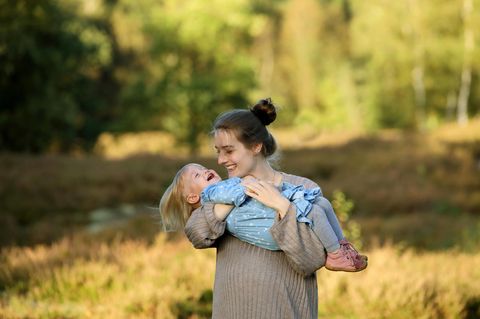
[{"xmin": 184, "ymin": 172, "xmax": 326, "ymax": 319}]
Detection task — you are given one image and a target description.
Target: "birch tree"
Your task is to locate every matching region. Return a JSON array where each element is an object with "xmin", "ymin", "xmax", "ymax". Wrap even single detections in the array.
[{"xmin": 457, "ymin": 0, "xmax": 474, "ymax": 125}]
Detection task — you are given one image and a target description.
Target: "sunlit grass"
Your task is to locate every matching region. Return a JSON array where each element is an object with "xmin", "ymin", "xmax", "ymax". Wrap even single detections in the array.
[
  {"xmin": 94, "ymin": 117, "xmax": 480, "ymax": 158},
  {"xmin": 0, "ymin": 235, "xmax": 216, "ymax": 319},
  {"xmin": 317, "ymin": 246, "xmax": 480, "ymax": 319},
  {"xmin": 1, "ymin": 235, "xmax": 479, "ymax": 319}
]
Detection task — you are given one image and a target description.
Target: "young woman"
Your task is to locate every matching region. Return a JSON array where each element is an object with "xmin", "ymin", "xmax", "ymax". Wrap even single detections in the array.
[{"xmin": 183, "ymin": 98, "xmax": 366, "ymax": 318}]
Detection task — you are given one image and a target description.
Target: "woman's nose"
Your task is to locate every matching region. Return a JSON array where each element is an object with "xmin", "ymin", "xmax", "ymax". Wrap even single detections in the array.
[{"xmin": 217, "ymin": 153, "xmax": 226, "ymax": 166}]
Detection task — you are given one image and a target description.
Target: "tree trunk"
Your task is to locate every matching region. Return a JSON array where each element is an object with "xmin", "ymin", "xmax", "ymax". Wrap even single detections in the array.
[
  {"xmin": 412, "ymin": 65, "xmax": 426, "ymax": 129},
  {"xmin": 457, "ymin": 0, "xmax": 473, "ymax": 126},
  {"xmin": 446, "ymin": 91, "xmax": 457, "ymax": 121},
  {"xmin": 408, "ymin": 0, "xmax": 427, "ymax": 130}
]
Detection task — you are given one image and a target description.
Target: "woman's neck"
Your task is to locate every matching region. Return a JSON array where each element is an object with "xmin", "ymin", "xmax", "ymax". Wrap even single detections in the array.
[{"xmin": 250, "ymin": 161, "xmax": 278, "ymax": 183}]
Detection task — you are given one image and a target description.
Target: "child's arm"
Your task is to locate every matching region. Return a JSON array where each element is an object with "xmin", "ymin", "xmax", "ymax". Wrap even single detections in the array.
[
  {"xmin": 213, "ymin": 203, "xmax": 233, "ymax": 221},
  {"xmin": 201, "ymin": 177, "xmax": 247, "ymax": 207},
  {"xmin": 184, "ymin": 202, "xmax": 233, "ymax": 249}
]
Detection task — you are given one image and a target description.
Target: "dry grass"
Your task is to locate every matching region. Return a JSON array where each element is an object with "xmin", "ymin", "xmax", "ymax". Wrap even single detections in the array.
[
  {"xmin": 1, "ymin": 119, "xmax": 480, "ymax": 317},
  {"xmin": 0, "ymin": 235, "xmax": 215, "ymax": 319},
  {"xmin": 0, "ymin": 235, "xmax": 479, "ymax": 319},
  {"xmin": 1, "ymin": 119, "xmax": 480, "ymax": 248}
]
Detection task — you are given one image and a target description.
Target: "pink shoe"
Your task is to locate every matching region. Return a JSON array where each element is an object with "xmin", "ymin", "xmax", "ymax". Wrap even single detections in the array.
[
  {"xmin": 339, "ymin": 239, "xmax": 368, "ymax": 263},
  {"xmin": 325, "ymin": 245, "xmax": 367, "ymax": 272}
]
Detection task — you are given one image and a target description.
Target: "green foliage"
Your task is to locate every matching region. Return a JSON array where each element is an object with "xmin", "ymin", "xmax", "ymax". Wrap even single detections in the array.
[
  {"xmin": 1, "ymin": 0, "xmax": 480, "ymax": 153},
  {"xmin": 0, "ymin": 0, "xmax": 113, "ymax": 152},
  {"xmin": 110, "ymin": 0, "xmax": 257, "ymax": 153},
  {"xmin": 460, "ymin": 220, "xmax": 480, "ymax": 252},
  {"xmin": 331, "ymin": 190, "xmax": 363, "ymax": 249}
]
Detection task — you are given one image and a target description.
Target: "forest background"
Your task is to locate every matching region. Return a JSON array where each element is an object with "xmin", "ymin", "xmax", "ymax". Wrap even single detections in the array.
[{"xmin": 1, "ymin": 0, "xmax": 480, "ymax": 318}]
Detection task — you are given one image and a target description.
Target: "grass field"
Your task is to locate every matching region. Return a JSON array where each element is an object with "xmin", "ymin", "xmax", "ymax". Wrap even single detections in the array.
[
  {"xmin": 1, "ymin": 235, "xmax": 479, "ymax": 319},
  {"xmin": 1, "ymin": 119, "xmax": 480, "ymax": 318}
]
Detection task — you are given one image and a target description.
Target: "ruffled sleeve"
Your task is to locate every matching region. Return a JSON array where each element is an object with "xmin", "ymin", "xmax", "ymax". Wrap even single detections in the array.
[
  {"xmin": 200, "ymin": 177, "xmax": 247, "ymax": 207},
  {"xmin": 281, "ymin": 182, "xmax": 321, "ymax": 226}
]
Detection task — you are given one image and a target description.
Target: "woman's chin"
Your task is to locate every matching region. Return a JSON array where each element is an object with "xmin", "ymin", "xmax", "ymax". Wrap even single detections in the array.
[{"xmin": 227, "ymin": 170, "xmax": 239, "ymax": 178}]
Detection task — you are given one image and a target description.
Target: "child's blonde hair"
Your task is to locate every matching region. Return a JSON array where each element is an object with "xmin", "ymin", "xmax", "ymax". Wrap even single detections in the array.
[{"xmin": 159, "ymin": 164, "xmax": 194, "ymax": 232}]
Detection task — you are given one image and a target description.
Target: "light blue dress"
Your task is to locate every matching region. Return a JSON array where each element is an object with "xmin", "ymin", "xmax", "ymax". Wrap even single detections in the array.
[{"xmin": 201, "ymin": 177, "xmax": 320, "ymax": 250}]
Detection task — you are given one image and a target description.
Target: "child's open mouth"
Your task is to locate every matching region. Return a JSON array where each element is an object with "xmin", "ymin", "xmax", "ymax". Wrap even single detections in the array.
[{"xmin": 207, "ymin": 173, "xmax": 215, "ymax": 181}]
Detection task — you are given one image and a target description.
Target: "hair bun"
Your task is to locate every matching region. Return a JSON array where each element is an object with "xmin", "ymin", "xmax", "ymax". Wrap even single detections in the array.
[{"xmin": 250, "ymin": 98, "xmax": 277, "ymax": 126}]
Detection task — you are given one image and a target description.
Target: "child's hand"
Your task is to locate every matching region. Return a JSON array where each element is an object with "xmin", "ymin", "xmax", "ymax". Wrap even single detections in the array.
[{"xmin": 242, "ymin": 180, "xmax": 290, "ymax": 219}]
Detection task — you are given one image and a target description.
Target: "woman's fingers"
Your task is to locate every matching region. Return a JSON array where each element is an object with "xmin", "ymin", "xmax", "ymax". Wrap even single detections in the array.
[
  {"xmin": 244, "ymin": 180, "xmax": 288, "ymax": 215},
  {"xmin": 244, "ymin": 188, "xmax": 260, "ymax": 199},
  {"xmin": 243, "ymin": 180, "xmax": 279, "ymax": 198},
  {"xmin": 244, "ymin": 180, "xmax": 278, "ymax": 199},
  {"xmin": 258, "ymin": 180, "xmax": 275, "ymax": 190},
  {"xmin": 242, "ymin": 181, "xmax": 264, "ymax": 195}
]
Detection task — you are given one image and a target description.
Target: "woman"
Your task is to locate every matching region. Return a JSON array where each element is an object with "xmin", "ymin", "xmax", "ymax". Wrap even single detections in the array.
[{"xmin": 185, "ymin": 98, "xmax": 327, "ymax": 318}]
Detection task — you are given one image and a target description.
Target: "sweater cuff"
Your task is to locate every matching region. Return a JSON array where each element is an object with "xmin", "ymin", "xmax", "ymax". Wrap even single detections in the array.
[
  {"xmin": 270, "ymin": 203, "xmax": 325, "ymax": 277},
  {"xmin": 203, "ymin": 202, "xmax": 227, "ymax": 236},
  {"xmin": 271, "ymin": 203, "xmax": 296, "ymax": 232}
]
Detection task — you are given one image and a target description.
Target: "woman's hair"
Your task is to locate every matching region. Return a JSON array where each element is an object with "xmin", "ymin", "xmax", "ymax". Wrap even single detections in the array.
[
  {"xmin": 213, "ymin": 98, "xmax": 278, "ymax": 158},
  {"xmin": 158, "ymin": 164, "xmax": 194, "ymax": 232}
]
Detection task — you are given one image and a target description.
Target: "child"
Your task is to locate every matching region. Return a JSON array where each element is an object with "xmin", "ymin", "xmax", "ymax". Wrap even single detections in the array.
[{"xmin": 160, "ymin": 163, "xmax": 367, "ymax": 272}]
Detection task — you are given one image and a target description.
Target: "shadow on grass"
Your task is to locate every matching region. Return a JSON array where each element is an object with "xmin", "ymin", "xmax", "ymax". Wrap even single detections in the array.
[
  {"xmin": 172, "ymin": 289, "xmax": 213, "ymax": 319},
  {"xmin": 463, "ymin": 297, "xmax": 480, "ymax": 319}
]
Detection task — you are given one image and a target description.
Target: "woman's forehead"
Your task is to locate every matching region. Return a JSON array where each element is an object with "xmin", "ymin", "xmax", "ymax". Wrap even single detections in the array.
[{"xmin": 214, "ymin": 129, "xmax": 240, "ymax": 148}]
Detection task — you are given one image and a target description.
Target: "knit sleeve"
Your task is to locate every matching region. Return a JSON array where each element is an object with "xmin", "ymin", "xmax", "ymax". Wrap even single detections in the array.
[
  {"xmin": 184, "ymin": 202, "xmax": 227, "ymax": 249},
  {"xmin": 269, "ymin": 175, "xmax": 327, "ymax": 276}
]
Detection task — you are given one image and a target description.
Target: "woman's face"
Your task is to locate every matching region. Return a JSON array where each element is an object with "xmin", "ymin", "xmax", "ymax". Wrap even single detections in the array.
[{"xmin": 214, "ymin": 129, "xmax": 260, "ymax": 178}]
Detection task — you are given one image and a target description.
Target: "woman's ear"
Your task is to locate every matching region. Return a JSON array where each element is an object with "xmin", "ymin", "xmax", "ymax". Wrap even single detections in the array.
[
  {"xmin": 252, "ymin": 143, "xmax": 263, "ymax": 154},
  {"xmin": 186, "ymin": 193, "xmax": 200, "ymax": 205}
]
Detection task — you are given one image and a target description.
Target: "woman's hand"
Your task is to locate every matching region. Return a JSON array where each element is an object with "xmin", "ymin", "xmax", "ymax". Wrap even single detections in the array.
[{"xmin": 241, "ymin": 179, "xmax": 291, "ymax": 219}]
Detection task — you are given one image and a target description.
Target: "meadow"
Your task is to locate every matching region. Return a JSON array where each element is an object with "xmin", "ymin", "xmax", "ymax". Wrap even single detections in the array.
[
  {"xmin": 1, "ymin": 235, "xmax": 479, "ymax": 319},
  {"xmin": 1, "ymin": 120, "xmax": 480, "ymax": 318}
]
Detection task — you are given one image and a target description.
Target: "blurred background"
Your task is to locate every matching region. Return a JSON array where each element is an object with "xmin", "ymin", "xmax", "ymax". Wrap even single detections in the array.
[{"xmin": 1, "ymin": 0, "xmax": 480, "ymax": 318}]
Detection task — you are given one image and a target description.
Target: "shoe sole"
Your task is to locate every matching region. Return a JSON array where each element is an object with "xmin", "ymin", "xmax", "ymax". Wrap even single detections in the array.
[{"xmin": 325, "ymin": 262, "xmax": 368, "ymax": 272}]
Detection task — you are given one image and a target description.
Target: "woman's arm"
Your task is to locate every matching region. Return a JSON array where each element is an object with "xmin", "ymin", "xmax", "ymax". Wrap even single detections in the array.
[
  {"xmin": 184, "ymin": 202, "xmax": 232, "ymax": 249},
  {"xmin": 270, "ymin": 201, "xmax": 326, "ymax": 276},
  {"xmin": 243, "ymin": 176, "xmax": 327, "ymax": 276}
]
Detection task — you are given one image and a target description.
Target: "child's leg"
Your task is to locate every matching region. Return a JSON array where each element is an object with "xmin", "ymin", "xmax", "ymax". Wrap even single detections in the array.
[
  {"xmin": 311, "ymin": 197, "xmax": 368, "ymax": 272},
  {"xmin": 309, "ymin": 209, "xmax": 341, "ymax": 253},
  {"xmin": 316, "ymin": 197, "xmax": 345, "ymax": 241}
]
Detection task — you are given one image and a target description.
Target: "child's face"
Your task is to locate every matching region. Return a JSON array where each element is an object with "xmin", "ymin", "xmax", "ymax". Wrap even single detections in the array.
[{"xmin": 183, "ymin": 164, "xmax": 221, "ymax": 196}]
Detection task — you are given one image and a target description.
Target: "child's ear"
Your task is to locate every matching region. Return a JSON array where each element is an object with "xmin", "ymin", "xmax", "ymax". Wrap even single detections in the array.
[{"xmin": 186, "ymin": 193, "xmax": 200, "ymax": 205}]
